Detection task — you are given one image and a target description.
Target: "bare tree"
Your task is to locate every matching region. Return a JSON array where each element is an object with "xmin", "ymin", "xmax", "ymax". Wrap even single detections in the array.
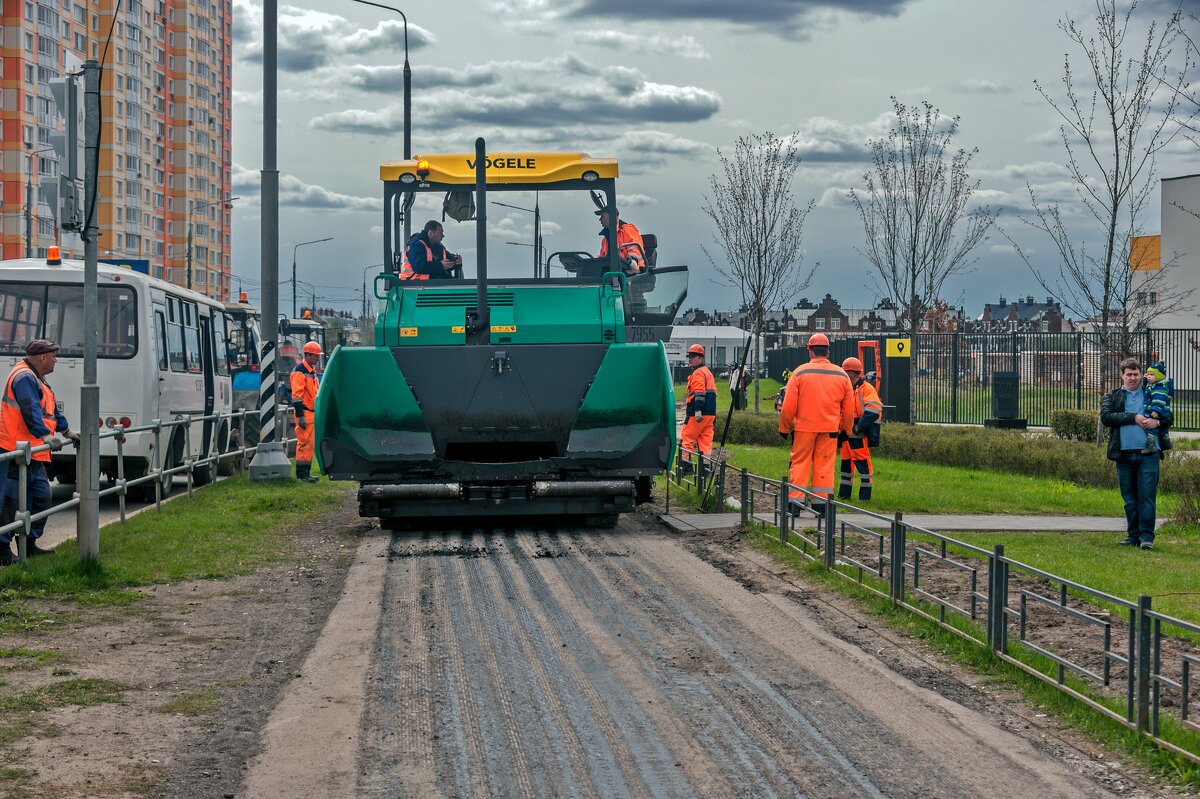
[
  {"xmin": 848, "ymin": 98, "xmax": 997, "ymax": 334},
  {"xmin": 701, "ymin": 132, "xmax": 816, "ymax": 414},
  {"xmin": 1004, "ymin": 0, "xmax": 1193, "ymax": 442}
]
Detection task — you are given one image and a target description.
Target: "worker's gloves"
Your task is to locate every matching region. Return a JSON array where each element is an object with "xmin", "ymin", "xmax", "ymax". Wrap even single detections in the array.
[
  {"xmin": 694, "ymin": 412, "xmax": 704, "ymax": 421},
  {"xmin": 43, "ymin": 435, "xmax": 66, "ymax": 452},
  {"xmin": 778, "ymin": 431, "xmax": 789, "ymax": 440},
  {"xmin": 295, "ymin": 413, "xmax": 307, "ymax": 429}
]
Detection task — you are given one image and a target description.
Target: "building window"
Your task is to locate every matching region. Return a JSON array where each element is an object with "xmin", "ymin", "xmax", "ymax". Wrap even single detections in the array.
[
  {"xmin": 814, "ymin": 318, "xmax": 826, "ymax": 330},
  {"xmin": 1150, "ymin": 291, "xmax": 1157, "ymax": 305},
  {"xmin": 831, "ymin": 318, "xmax": 841, "ymax": 331},
  {"xmin": 1040, "ymin": 320, "xmax": 1049, "ymax": 332}
]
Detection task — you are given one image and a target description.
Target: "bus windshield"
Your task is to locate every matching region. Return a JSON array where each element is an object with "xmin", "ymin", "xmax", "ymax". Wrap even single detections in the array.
[{"xmin": 0, "ymin": 282, "xmax": 138, "ymax": 358}]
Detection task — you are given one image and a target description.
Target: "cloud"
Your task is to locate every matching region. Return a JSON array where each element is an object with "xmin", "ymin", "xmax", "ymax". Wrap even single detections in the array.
[
  {"xmin": 789, "ymin": 112, "xmax": 895, "ymax": 163},
  {"xmin": 238, "ymin": 2, "xmax": 436, "ymax": 73},
  {"xmin": 957, "ymin": 78, "xmax": 1012, "ymax": 94},
  {"xmin": 620, "ymin": 193, "xmax": 658, "ymax": 207},
  {"xmin": 232, "ymin": 164, "xmax": 376, "ymax": 212},
  {"xmin": 325, "ymin": 63, "xmax": 501, "ymax": 94},
  {"xmin": 310, "ymin": 54, "xmax": 720, "ymax": 136},
  {"xmin": 573, "ymin": 30, "xmax": 708, "ymax": 59},
  {"xmin": 978, "ymin": 161, "xmax": 1071, "ymax": 182}
]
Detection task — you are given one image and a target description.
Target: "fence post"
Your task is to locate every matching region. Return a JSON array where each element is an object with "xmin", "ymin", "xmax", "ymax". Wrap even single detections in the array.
[
  {"xmin": 823, "ymin": 500, "xmax": 836, "ymax": 570},
  {"xmin": 16, "ymin": 441, "xmax": 29, "ymax": 563},
  {"xmin": 716, "ymin": 457, "xmax": 726, "ymax": 510},
  {"xmin": 993, "ymin": 545, "xmax": 1008, "ymax": 654},
  {"xmin": 890, "ymin": 512, "xmax": 905, "ymax": 604},
  {"xmin": 779, "ymin": 476, "xmax": 789, "ymax": 544},
  {"xmin": 987, "ymin": 544, "xmax": 1003, "ymax": 650},
  {"xmin": 1136, "ymin": 594, "xmax": 1153, "ymax": 734},
  {"xmin": 1075, "ymin": 333, "xmax": 1083, "ymax": 410},
  {"xmin": 153, "ymin": 420, "xmax": 162, "ymax": 512},
  {"xmin": 183, "ymin": 416, "xmax": 194, "ymax": 497},
  {"xmin": 950, "ymin": 333, "xmax": 959, "ymax": 424},
  {"xmin": 116, "ymin": 428, "xmax": 126, "ymax": 523},
  {"xmin": 1011, "ymin": 332, "xmax": 1018, "ymax": 374},
  {"xmin": 740, "ymin": 468, "xmax": 749, "ymax": 526}
]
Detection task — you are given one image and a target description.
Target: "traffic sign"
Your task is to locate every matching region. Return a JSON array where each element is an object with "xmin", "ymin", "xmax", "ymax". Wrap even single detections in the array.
[{"xmin": 886, "ymin": 338, "xmax": 911, "ymax": 358}]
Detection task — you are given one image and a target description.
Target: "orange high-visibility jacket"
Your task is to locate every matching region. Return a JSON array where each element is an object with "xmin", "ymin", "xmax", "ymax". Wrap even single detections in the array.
[
  {"xmin": 685, "ymin": 365, "xmax": 717, "ymax": 416},
  {"xmin": 400, "ymin": 239, "xmax": 432, "ymax": 280},
  {"xmin": 777, "ymin": 357, "xmax": 855, "ymax": 435},
  {"xmin": 854, "ymin": 380, "xmax": 883, "ymax": 426},
  {"xmin": 0, "ymin": 362, "xmax": 58, "ymax": 462},
  {"xmin": 599, "ymin": 221, "xmax": 646, "ymax": 271},
  {"xmin": 290, "ymin": 360, "xmax": 320, "ymax": 413}
]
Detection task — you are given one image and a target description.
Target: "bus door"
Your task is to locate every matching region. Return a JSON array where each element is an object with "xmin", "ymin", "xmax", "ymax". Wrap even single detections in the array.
[{"xmin": 198, "ymin": 314, "xmax": 216, "ymax": 462}]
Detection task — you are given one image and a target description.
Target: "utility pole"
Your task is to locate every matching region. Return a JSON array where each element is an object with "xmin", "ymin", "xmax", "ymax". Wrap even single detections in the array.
[
  {"xmin": 185, "ymin": 221, "xmax": 193, "ymax": 290},
  {"xmin": 77, "ymin": 60, "xmax": 100, "ymax": 559},
  {"xmin": 249, "ymin": 0, "xmax": 292, "ymax": 481}
]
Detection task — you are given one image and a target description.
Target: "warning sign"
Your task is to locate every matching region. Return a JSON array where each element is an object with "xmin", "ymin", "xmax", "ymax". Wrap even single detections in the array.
[
  {"xmin": 400, "ymin": 327, "xmax": 419, "ymax": 337},
  {"xmin": 886, "ymin": 338, "xmax": 911, "ymax": 358}
]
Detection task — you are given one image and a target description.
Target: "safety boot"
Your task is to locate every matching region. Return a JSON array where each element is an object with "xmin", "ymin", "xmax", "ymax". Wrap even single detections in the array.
[
  {"xmin": 25, "ymin": 539, "xmax": 51, "ymax": 557},
  {"xmin": 0, "ymin": 542, "xmax": 13, "ymax": 567}
]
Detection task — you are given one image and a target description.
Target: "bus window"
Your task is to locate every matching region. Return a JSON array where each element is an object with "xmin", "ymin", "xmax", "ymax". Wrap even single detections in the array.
[
  {"xmin": 168, "ymin": 313, "xmax": 186, "ymax": 372},
  {"xmin": 182, "ymin": 301, "xmax": 202, "ymax": 373},
  {"xmin": 44, "ymin": 285, "xmax": 138, "ymax": 358},
  {"xmin": 0, "ymin": 283, "xmax": 45, "ymax": 354},
  {"xmin": 155, "ymin": 310, "xmax": 169, "ymax": 371},
  {"xmin": 212, "ymin": 310, "xmax": 229, "ymax": 376}
]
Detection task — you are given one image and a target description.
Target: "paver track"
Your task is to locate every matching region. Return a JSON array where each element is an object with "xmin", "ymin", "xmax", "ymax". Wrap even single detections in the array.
[{"xmin": 355, "ymin": 522, "xmax": 1131, "ymax": 798}]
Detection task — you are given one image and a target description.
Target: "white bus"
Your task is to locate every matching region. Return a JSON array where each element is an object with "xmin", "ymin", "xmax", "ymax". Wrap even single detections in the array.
[{"xmin": 0, "ymin": 256, "xmax": 234, "ymax": 499}]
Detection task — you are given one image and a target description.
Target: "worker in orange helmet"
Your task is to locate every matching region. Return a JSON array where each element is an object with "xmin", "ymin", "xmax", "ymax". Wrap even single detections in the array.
[
  {"xmin": 838, "ymin": 357, "xmax": 883, "ymax": 501},
  {"xmin": 679, "ymin": 344, "xmax": 717, "ymax": 475},
  {"xmin": 777, "ymin": 333, "xmax": 856, "ymax": 517},
  {"xmin": 596, "ymin": 205, "xmax": 647, "ymax": 274},
  {"xmin": 291, "ymin": 340, "xmax": 323, "ymax": 482}
]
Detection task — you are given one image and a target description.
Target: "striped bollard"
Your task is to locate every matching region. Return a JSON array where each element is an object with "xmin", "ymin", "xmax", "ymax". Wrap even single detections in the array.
[{"xmin": 248, "ymin": 338, "xmax": 294, "ymax": 480}]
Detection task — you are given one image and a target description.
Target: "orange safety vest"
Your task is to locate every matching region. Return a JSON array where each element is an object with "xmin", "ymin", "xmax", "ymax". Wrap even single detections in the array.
[
  {"xmin": 399, "ymin": 239, "xmax": 433, "ymax": 281},
  {"xmin": 777, "ymin": 357, "xmax": 855, "ymax": 435},
  {"xmin": 290, "ymin": 360, "xmax": 320, "ymax": 412},
  {"xmin": 0, "ymin": 362, "xmax": 58, "ymax": 462},
  {"xmin": 685, "ymin": 365, "xmax": 717, "ymax": 416},
  {"xmin": 854, "ymin": 380, "xmax": 883, "ymax": 423},
  {"xmin": 599, "ymin": 221, "xmax": 646, "ymax": 272}
]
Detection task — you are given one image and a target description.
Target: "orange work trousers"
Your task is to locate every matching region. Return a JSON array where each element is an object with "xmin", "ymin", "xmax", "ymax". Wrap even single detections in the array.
[
  {"xmin": 789, "ymin": 431, "xmax": 839, "ymax": 502},
  {"xmin": 296, "ymin": 410, "xmax": 314, "ymax": 464},
  {"xmin": 680, "ymin": 415, "xmax": 714, "ymax": 463},
  {"xmin": 839, "ymin": 439, "xmax": 873, "ymax": 500}
]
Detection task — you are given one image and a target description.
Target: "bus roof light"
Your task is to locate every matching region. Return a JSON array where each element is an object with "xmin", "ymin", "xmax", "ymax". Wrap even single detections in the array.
[{"xmin": 46, "ymin": 246, "xmax": 62, "ymax": 266}]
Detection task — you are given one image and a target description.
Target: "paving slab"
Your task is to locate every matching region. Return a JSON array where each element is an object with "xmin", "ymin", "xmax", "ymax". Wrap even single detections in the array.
[{"xmin": 661, "ymin": 513, "xmax": 743, "ymax": 532}]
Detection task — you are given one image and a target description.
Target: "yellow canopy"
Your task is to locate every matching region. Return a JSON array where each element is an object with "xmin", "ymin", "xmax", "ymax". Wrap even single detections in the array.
[{"xmin": 379, "ymin": 152, "xmax": 619, "ymax": 184}]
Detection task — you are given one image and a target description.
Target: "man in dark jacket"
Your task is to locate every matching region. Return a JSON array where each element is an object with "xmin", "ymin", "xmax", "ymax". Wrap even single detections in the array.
[
  {"xmin": 400, "ymin": 220, "xmax": 462, "ymax": 280},
  {"xmin": 1100, "ymin": 357, "xmax": 1168, "ymax": 550}
]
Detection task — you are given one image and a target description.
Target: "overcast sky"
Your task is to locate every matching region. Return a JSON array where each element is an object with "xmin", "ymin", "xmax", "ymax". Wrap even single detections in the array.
[{"xmin": 228, "ymin": 0, "xmax": 1200, "ymax": 318}]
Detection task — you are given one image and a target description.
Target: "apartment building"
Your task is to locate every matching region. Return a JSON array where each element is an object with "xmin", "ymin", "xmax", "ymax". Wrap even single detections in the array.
[{"xmin": 1, "ymin": 0, "xmax": 232, "ymax": 299}]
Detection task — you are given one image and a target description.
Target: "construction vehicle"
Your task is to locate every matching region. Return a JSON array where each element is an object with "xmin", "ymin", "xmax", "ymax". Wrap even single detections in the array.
[{"xmin": 314, "ymin": 141, "xmax": 687, "ymax": 525}]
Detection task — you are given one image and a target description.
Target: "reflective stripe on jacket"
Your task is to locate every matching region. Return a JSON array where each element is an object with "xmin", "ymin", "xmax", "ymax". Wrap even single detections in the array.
[
  {"xmin": 400, "ymin": 239, "xmax": 433, "ymax": 280},
  {"xmin": 0, "ymin": 362, "xmax": 58, "ymax": 461},
  {"xmin": 290, "ymin": 361, "xmax": 320, "ymax": 413},
  {"xmin": 854, "ymin": 380, "xmax": 883, "ymax": 424},
  {"xmin": 599, "ymin": 221, "xmax": 646, "ymax": 272},
  {"xmin": 685, "ymin": 365, "xmax": 717, "ymax": 416},
  {"xmin": 777, "ymin": 357, "xmax": 855, "ymax": 435}
]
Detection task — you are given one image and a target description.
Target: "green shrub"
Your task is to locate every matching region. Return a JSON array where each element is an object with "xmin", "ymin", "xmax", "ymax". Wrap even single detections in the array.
[
  {"xmin": 1050, "ymin": 409, "xmax": 1100, "ymax": 442},
  {"xmin": 713, "ymin": 410, "xmax": 785, "ymax": 447}
]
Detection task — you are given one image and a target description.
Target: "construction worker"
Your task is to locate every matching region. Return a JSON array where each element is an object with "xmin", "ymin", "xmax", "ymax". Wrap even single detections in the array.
[
  {"xmin": 400, "ymin": 220, "xmax": 462, "ymax": 280},
  {"xmin": 291, "ymin": 340, "xmax": 323, "ymax": 483},
  {"xmin": 777, "ymin": 333, "xmax": 855, "ymax": 516},
  {"xmin": 596, "ymin": 205, "xmax": 646, "ymax": 273},
  {"xmin": 838, "ymin": 357, "xmax": 883, "ymax": 501},
  {"xmin": 679, "ymin": 344, "xmax": 717, "ymax": 475},
  {"xmin": 0, "ymin": 340, "xmax": 79, "ymax": 565}
]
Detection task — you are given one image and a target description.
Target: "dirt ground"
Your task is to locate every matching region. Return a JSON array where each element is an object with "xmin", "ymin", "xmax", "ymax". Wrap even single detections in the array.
[
  {"xmin": 0, "ymin": 488, "xmax": 1194, "ymax": 798},
  {"xmin": 0, "ymin": 493, "xmax": 372, "ymax": 799}
]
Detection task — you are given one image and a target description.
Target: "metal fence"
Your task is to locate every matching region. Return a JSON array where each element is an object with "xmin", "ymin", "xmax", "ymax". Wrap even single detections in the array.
[
  {"xmin": 3, "ymin": 408, "xmax": 297, "ymax": 565},
  {"xmin": 666, "ymin": 445, "xmax": 1200, "ymax": 765},
  {"xmin": 914, "ymin": 329, "xmax": 1200, "ymax": 429}
]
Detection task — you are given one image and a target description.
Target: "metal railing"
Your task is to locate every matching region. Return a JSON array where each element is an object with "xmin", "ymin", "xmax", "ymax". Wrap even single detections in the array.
[
  {"xmin": 3, "ymin": 407, "xmax": 297, "ymax": 565},
  {"xmin": 666, "ymin": 444, "xmax": 1200, "ymax": 764}
]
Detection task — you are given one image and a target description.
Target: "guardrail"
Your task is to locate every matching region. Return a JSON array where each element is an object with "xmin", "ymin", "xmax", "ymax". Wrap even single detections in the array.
[
  {"xmin": 3, "ymin": 407, "xmax": 297, "ymax": 565},
  {"xmin": 666, "ymin": 442, "xmax": 1200, "ymax": 765}
]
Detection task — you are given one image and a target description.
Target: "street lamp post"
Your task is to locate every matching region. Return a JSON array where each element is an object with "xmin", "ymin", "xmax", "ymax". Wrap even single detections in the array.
[
  {"xmin": 493, "ymin": 196, "xmax": 542, "ymax": 278},
  {"xmin": 362, "ymin": 262, "xmax": 384, "ymax": 318},
  {"xmin": 349, "ymin": 0, "xmax": 411, "ymax": 241},
  {"xmin": 186, "ymin": 195, "xmax": 239, "ymax": 293},
  {"xmin": 25, "ymin": 144, "xmax": 56, "ymax": 258},
  {"xmin": 292, "ymin": 237, "xmax": 334, "ymax": 317}
]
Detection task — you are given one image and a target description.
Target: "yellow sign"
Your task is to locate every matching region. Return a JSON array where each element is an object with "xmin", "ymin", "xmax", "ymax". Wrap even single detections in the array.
[
  {"xmin": 490, "ymin": 325, "xmax": 517, "ymax": 333},
  {"xmin": 886, "ymin": 338, "xmax": 911, "ymax": 358},
  {"xmin": 400, "ymin": 327, "xmax": 419, "ymax": 338},
  {"xmin": 380, "ymin": 153, "xmax": 619, "ymax": 184},
  {"xmin": 451, "ymin": 325, "xmax": 465, "ymax": 334}
]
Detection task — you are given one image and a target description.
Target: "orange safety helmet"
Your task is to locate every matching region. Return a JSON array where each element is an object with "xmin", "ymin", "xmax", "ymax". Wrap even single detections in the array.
[
  {"xmin": 807, "ymin": 333, "xmax": 829, "ymax": 347},
  {"xmin": 841, "ymin": 357, "xmax": 863, "ymax": 372},
  {"xmin": 302, "ymin": 341, "xmax": 324, "ymax": 356},
  {"xmin": 687, "ymin": 344, "xmax": 705, "ymax": 357}
]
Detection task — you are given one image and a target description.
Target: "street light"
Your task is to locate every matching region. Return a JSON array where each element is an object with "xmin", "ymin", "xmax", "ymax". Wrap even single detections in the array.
[
  {"xmin": 292, "ymin": 237, "xmax": 334, "ymax": 317},
  {"xmin": 187, "ymin": 195, "xmax": 239, "ymax": 294},
  {"xmin": 25, "ymin": 144, "xmax": 56, "ymax": 258},
  {"xmin": 493, "ymin": 197, "xmax": 542, "ymax": 278},
  {"xmin": 362, "ymin": 262, "xmax": 384, "ymax": 318},
  {"xmin": 349, "ymin": 0, "xmax": 411, "ymax": 242}
]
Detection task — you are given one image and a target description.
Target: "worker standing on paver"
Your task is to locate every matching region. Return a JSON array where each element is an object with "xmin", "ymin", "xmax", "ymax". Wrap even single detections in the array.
[
  {"xmin": 679, "ymin": 344, "xmax": 717, "ymax": 476},
  {"xmin": 777, "ymin": 333, "xmax": 855, "ymax": 516},
  {"xmin": 838, "ymin": 357, "xmax": 883, "ymax": 501},
  {"xmin": 291, "ymin": 341, "xmax": 322, "ymax": 483},
  {"xmin": 0, "ymin": 339, "xmax": 79, "ymax": 565}
]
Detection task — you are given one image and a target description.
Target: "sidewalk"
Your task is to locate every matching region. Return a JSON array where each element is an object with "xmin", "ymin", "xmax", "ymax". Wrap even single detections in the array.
[{"xmin": 662, "ymin": 511, "xmax": 1137, "ymax": 534}]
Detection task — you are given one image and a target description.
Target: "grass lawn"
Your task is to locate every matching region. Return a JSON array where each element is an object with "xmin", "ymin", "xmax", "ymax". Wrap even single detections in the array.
[
  {"xmin": 724, "ymin": 444, "xmax": 1142, "ymax": 516},
  {"xmin": 0, "ymin": 475, "xmax": 355, "ymax": 627}
]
